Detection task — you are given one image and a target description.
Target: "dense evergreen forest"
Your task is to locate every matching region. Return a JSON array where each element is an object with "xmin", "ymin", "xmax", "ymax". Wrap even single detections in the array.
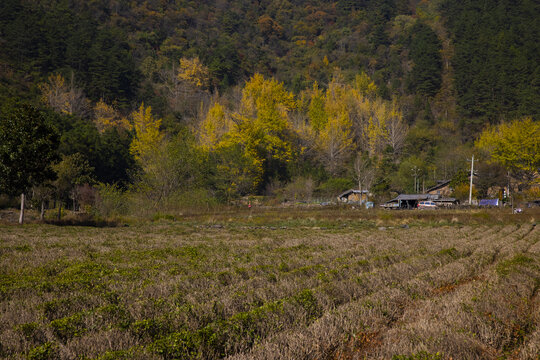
[{"xmin": 0, "ymin": 0, "xmax": 538, "ymax": 215}]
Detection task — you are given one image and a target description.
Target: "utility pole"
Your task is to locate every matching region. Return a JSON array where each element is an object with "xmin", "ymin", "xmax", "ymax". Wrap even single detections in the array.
[
  {"xmin": 411, "ymin": 166, "xmax": 420, "ymax": 193},
  {"xmin": 467, "ymin": 155, "xmax": 478, "ymax": 205},
  {"xmin": 507, "ymin": 171, "xmax": 513, "ymax": 213}
]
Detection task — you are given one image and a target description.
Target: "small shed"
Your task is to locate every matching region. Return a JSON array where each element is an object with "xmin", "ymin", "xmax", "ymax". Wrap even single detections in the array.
[{"xmin": 337, "ymin": 189, "xmax": 370, "ymax": 203}]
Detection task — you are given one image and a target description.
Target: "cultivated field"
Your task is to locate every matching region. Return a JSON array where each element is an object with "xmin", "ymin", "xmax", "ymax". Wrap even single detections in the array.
[{"xmin": 0, "ymin": 209, "xmax": 539, "ymax": 359}]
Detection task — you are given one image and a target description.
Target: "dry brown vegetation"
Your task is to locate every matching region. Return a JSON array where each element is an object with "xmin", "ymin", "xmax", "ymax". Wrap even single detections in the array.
[{"xmin": 0, "ymin": 208, "xmax": 538, "ymax": 359}]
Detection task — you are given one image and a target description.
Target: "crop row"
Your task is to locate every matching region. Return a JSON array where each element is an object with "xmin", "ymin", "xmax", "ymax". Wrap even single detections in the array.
[{"xmin": 0, "ymin": 222, "xmax": 537, "ymax": 359}]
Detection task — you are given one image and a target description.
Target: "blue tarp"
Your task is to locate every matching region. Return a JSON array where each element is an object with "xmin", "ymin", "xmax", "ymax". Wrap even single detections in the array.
[{"xmin": 479, "ymin": 199, "xmax": 499, "ymax": 206}]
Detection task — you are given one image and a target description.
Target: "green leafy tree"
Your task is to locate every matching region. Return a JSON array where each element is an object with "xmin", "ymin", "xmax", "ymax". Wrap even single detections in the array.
[
  {"xmin": 0, "ymin": 101, "xmax": 59, "ymax": 223},
  {"xmin": 55, "ymin": 114, "xmax": 135, "ymax": 187},
  {"xmin": 95, "ymin": 127, "xmax": 136, "ymax": 186},
  {"xmin": 393, "ymin": 156, "xmax": 427, "ymax": 193},
  {"xmin": 449, "ymin": 168, "xmax": 470, "ymax": 189},
  {"xmin": 210, "ymin": 143, "xmax": 263, "ymax": 202},
  {"xmin": 54, "ymin": 153, "xmax": 94, "ymax": 214},
  {"xmin": 475, "ymin": 161, "xmax": 507, "ymax": 198},
  {"xmin": 132, "ymin": 129, "xmax": 206, "ymax": 210}
]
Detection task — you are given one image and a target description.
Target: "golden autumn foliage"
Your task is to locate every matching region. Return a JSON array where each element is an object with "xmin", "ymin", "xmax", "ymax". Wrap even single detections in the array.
[
  {"xmin": 197, "ymin": 74, "xmax": 298, "ymax": 193},
  {"xmin": 323, "ymin": 55, "xmax": 330, "ymax": 66},
  {"xmin": 476, "ymin": 117, "xmax": 540, "ymax": 182},
  {"xmin": 307, "ymin": 82, "xmax": 327, "ymax": 132},
  {"xmin": 93, "ymin": 99, "xmax": 130, "ymax": 133},
  {"xmin": 237, "ymin": 73, "xmax": 296, "ymax": 163},
  {"xmin": 257, "ymin": 15, "xmax": 284, "ymax": 38},
  {"xmin": 349, "ymin": 83, "xmax": 405, "ymax": 158},
  {"xmin": 199, "ymin": 102, "xmax": 233, "ymax": 150},
  {"xmin": 197, "ymin": 72, "xmax": 407, "ymax": 192},
  {"xmin": 129, "ymin": 103, "xmax": 164, "ymax": 162},
  {"xmin": 354, "ymin": 72, "xmax": 378, "ymax": 98},
  {"xmin": 39, "ymin": 73, "xmax": 90, "ymax": 117},
  {"xmin": 177, "ymin": 57, "xmax": 210, "ymax": 89},
  {"xmin": 313, "ymin": 78, "xmax": 354, "ymax": 175},
  {"xmin": 303, "ymin": 73, "xmax": 406, "ymax": 174}
]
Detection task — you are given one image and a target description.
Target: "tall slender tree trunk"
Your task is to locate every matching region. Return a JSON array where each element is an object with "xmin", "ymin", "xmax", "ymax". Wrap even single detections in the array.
[
  {"xmin": 58, "ymin": 203, "xmax": 62, "ymax": 221},
  {"xmin": 40, "ymin": 200, "xmax": 45, "ymax": 221},
  {"xmin": 19, "ymin": 193, "xmax": 25, "ymax": 224}
]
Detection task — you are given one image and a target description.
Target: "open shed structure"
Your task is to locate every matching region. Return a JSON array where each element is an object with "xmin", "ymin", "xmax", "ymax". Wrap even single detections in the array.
[{"xmin": 383, "ymin": 194, "xmax": 458, "ymax": 209}]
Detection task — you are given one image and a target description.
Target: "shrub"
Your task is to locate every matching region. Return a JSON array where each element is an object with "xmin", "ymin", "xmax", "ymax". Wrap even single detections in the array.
[
  {"xmin": 152, "ymin": 213, "xmax": 176, "ymax": 221},
  {"xmin": 50, "ymin": 313, "xmax": 86, "ymax": 341},
  {"xmin": 27, "ymin": 342, "xmax": 57, "ymax": 360},
  {"xmin": 316, "ymin": 178, "xmax": 355, "ymax": 198},
  {"xmin": 94, "ymin": 183, "xmax": 128, "ymax": 217},
  {"xmin": 524, "ymin": 186, "xmax": 540, "ymax": 200},
  {"xmin": 283, "ymin": 177, "xmax": 315, "ymax": 202},
  {"xmin": 293, "ymin": 289, "xmax": 321, "ymax": 320},
  {"xmin": 17, "ymin": 322, "xmax": 39, "ymax": 340},
  {"xmin": 436, "ymin": 247, "xmax": 459, "ymax": 259},
  {"xmin": 452, "ymin": 183, "xmax": 478, "ymax": 202},
  {"xmin": 132, "ymin": 318, "xmax": 171, "ymax": 340},
  {"xmin": 392, "ymin": 351, "xmax": 443, "ymax": 360},
  {"xmin": 164, "ymin": 188, "xmax": 220, "ymax": 212},
  {"xmin": 43, "ymin": 298, "xmax": 74, "ymax": 320},
  {"xmin": 151, "ymin": 327, "xmax": 219, "ymax": 360},
  {"xmin": 98, "ymin": 304, "xmax": 132, "ymax": 329},
  {"xmin": 0, "ymin": 194, "xmax": 17, "ymax": 209},
  {"xmin": 496, "ymin": 255, "xmax": 535, "ymax": 277}
]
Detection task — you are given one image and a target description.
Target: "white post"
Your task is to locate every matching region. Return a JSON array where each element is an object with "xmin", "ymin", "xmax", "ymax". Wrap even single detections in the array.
[
  {"xmin": 19, "ymin": 193, "xmax": 25, "ymax": 224},
  {"xmin": 469, "ymin": 154, "xmax": 474, "ymax": 205}
]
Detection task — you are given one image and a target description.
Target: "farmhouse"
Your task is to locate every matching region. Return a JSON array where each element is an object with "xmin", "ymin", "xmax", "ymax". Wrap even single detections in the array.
[
  {"xmin": 337, "ymin": 189, "xmax": 370, "ymax": 203},
  {"xmin": 426, "ymin": 180, "xmax": 452, "ymax": 197}
]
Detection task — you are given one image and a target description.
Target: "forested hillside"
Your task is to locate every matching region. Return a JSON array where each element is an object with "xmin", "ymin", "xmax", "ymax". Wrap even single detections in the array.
[{"xmin": 0, "ymin": 0, "xmax": 538, "ymax": 215}]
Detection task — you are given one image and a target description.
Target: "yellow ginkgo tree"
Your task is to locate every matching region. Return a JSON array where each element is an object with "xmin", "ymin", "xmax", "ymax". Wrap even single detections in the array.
[
  {"xmin": 93, "ymin": 99, "xmax": 130, "ymax": 133},
  {"xmin": 313, "ymin": 77, "xmax": 354, "ymax": 175},
  {"xmin": 198, "ymin": 102, "xmax": 233, "ymax": 151},
  {"xmin": 302, "ymin": 72, "xmax": 406, "ymax": 175},
  {"xmin": 236, "ymin": 73, "xmax": 297, "ymax": 168},
  {"xmin": 196, "ymin": 74, "xmax": 298, "ymax": 196},
  {"xmin": 177, "ymin": 57, "xmax": 211, "ymax": 89},
  {"xmin": 476, "ymin": 117, "xmax": 540, "ymax": 187},
  {"xmin": 129, "ymin": 103, "xmax": 164, "ymax": 163},
  {"xmin": 39, "ymin": 73, "xmax": 90, "ymax": 117}
]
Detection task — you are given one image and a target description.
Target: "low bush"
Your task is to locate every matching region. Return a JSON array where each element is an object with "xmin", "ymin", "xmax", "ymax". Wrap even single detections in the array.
[
  {"xmin": 315, "ymin": 178, "xmax": 355, "ymax": 198},
  {"xmin": 496, "ymin": 254, "xmax": 535, "ymax": 276},
  {"xmin": 50, "ymin": 313, "xmax": 86, "ymax": 341},
  {"xmin": 27, "ymin": 342, "xmax": 57, "ymax": 360},
  {"xmin": 392, "ymin": 351, "xmax": 443, "ymax": 360}
]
